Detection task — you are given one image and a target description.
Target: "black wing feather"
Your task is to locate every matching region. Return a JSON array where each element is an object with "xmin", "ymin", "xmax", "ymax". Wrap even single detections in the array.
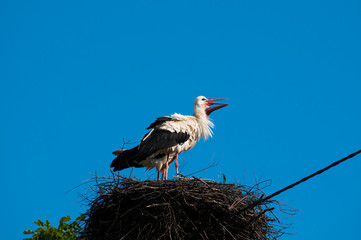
[
  {"xmin": 111, "ymin": 117, "xmax": 190, "ymax": 172},
  {"xmin": 136, "ymin": 129, "xmax": 190, "ymax": 160},
  {"xmin": 146, "ymin": 116, "xmax": 172, "ymax": 129},
  {"xmin": 111, "ymin": 146, "xmax": 143, "ymax": 171}
]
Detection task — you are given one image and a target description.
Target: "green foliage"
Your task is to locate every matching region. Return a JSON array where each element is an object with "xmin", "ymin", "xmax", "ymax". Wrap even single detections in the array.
[
  {"xmin": 23, "ymin": 215, "xmax": 85, "ymax": 240},
  {"xmin": 218, "ymin": 172, "xmax": 227, "ymax": 183},
  {"xmin": 222, "ymin": 173, "xmax": 227, "ymax": 184}
]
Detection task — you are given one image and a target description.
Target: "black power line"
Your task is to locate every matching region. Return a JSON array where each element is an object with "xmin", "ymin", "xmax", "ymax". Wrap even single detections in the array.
[{"xmin": 242, "ymin": 148, "xmax": 361, "ymax": 212}]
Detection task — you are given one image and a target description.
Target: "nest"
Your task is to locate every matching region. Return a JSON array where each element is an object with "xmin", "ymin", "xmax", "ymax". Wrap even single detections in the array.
[{"xmin": 80, "ymin": 176, "xmax": 285, "ymax": 240}]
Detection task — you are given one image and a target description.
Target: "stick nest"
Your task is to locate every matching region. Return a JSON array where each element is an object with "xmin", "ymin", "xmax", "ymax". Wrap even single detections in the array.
[{"xmin": 80, "ymin": 176, "xmax": 285, "ymax": 240}]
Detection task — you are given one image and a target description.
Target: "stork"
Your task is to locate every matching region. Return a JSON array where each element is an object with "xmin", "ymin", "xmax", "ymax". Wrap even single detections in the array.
[{"xmin": 111, "ymin": 96, "xmax": 228, "ymax": 180}]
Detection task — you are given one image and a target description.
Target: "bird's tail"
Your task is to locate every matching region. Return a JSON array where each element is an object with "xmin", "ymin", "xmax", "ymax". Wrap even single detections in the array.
[{"xmin": 111, "ymin": 146, "xmax": 142, "ymax": 171}]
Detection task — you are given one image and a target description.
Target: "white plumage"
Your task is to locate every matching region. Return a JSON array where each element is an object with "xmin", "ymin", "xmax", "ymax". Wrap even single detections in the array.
[{"xmin": 111, "ymin": 96, "xmax": 228, "ymax": 180}]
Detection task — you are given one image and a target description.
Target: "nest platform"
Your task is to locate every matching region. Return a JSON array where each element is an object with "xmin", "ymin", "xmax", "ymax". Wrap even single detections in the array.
[{"xmin": 80, "ymin": 176, "xmax": 284, "ymax": 240}]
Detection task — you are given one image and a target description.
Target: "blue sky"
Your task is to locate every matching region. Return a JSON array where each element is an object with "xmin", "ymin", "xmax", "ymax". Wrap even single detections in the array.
[{"xmin": 1, "ymin": 0, "xmax": 360, "ymax": 239}]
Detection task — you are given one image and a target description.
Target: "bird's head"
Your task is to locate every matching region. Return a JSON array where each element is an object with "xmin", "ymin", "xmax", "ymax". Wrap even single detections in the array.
[{"xmin": 194, "ymin": 96, "xmax": 228, "ymax": 118}]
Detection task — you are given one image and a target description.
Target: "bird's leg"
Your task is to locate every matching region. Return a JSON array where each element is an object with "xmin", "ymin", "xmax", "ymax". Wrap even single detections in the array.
[
  {"xmin": 161, "ymin": 166, "xmax": 167, "ymax": 181},
  {"xmin": 157, "ymin": 170, "xmax": 160, "ymax": 181},
  {"xmin": 175, "ymin": 153, "xmax": 179, "ymax": 178},
  {"xmin": 161, "ymin": 169, "xmax": 165, "ymax": 181},
  {"xmin": 165, "ymin": 154, "xmax": 169, "ymax": 180},
  {"xmin": 161, "ymin": 155, "xmax": 169, "ymax": 181}
]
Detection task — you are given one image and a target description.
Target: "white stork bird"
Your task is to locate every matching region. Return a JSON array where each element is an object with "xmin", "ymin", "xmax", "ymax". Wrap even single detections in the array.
[{"xmin": 111, "ymin": 96, "xmax": 228, "ymax": 180}]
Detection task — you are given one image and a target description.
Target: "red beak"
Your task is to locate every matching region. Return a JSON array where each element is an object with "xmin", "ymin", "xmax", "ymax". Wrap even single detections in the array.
[{"xmin": 205, "ymin": 98, "xmax": 228, "ymax": 116}]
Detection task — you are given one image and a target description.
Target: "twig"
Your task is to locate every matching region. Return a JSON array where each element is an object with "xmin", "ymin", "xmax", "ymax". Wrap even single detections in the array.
[{"xmin": 185, "ymin": 160, "xmax": 220, "ymax": 177}]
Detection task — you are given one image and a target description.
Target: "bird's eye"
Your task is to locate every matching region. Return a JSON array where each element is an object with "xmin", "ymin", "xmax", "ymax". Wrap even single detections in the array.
[{"xmin": 202, "ymin": 98, "xmax": 206, "ymax": 101}]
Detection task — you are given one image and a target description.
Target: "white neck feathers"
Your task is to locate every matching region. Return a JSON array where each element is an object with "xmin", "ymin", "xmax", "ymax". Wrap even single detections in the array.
[
  {"xmin": 193, "ymin": 107, "xmax": 214, "ymax": 140},
  {"xmin": 197, "ymin": 117, "xmax": 214, "ymax": 140}
]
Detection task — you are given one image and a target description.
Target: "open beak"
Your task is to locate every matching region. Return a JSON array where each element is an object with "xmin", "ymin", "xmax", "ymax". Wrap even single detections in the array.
[{"xmin": 205, "ymin": 98, "xmax": 228, "ymax": 116}]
